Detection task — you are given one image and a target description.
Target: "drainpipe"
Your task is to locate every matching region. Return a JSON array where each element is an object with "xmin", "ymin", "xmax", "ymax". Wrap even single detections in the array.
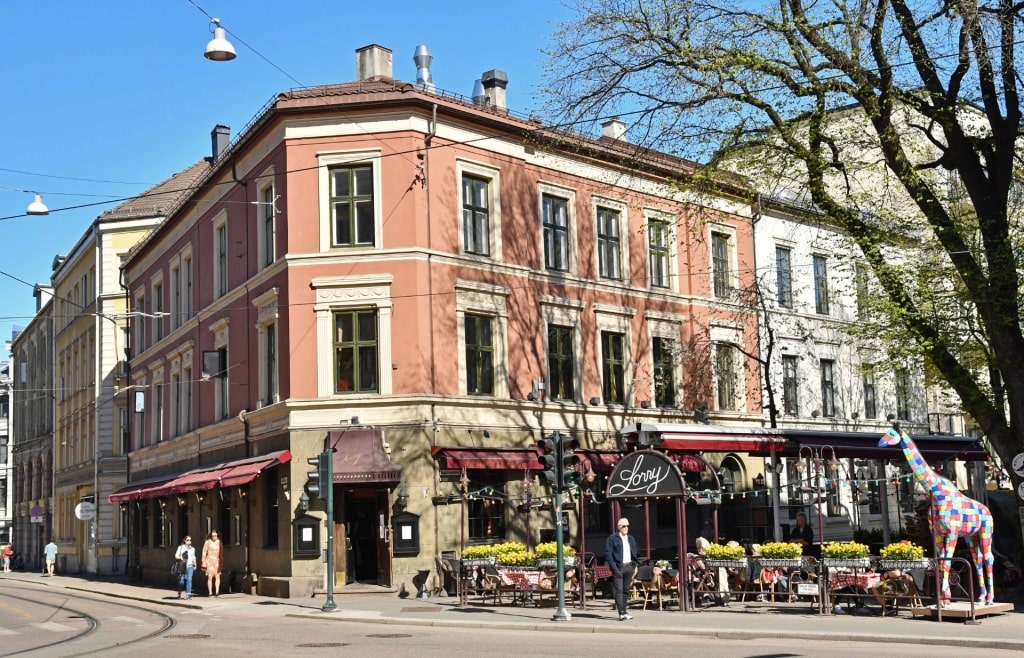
[{"xmin": 425, "ymin": 104, "xmax": 437, "ymax": 395}]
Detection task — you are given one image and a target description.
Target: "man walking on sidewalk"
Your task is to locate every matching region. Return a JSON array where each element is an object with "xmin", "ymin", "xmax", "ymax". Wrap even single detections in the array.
[
  {"xmin": 605, "ymin": 518, "xmax": 638, "ymax": 621},
  {"xmin": 44, "ymin": 538, "xmax": 58, "ymax": 576}
]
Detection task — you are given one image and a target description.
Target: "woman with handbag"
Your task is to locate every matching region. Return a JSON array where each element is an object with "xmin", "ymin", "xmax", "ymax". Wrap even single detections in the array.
[{"xmin": 174, "ymin": 536, "xmax": 197, "ymax": 599}]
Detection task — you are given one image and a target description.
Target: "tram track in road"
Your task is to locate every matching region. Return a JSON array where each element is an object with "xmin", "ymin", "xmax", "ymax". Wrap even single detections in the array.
[{"xmin": 0, "ymin": 581, "xmax": 177, "ymax": 657}]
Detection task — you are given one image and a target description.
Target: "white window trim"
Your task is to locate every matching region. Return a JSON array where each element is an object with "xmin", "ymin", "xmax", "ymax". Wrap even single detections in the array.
[
  {"xmin": 710, "ymin": 222, "xmax": 739, "ymax": 299},
  {"xmin": 317, "ymin": 149, "xmax": 384, "ymax": 252},
  {"xmin": 592, "ymin": 197, "xmax": 629, "ymax": 282},
  {"xmin": 212, "ymin": 210, "xmax": 229, "ymax": 299},
  {"xmin": 169, "ymin": 356, "xmax": 181, "ymax": 438},
  {"xmin": 149, "ymin": 364, "xmax": 165, "ymax": 443},
  {"xmin": 134, "ymin": 292, "xmax": 146, "ymax": 354},
  {"xmin": 538, "ymin": 181, "xmax": 578, "ymax": 275},
  {"xmin": 181, "ymin": 245, "xmax": 194, "ymax": 321},
  {"xmin": 645, "ymin": 311, "xmax": 685, "ymax": 408},
  {"xmin": 179, "ymin": 346, "xmax": 194, "ymax": 434},
  {"xmin": 311, "ymin": 274, "xmax": 394, "ymax": 397},
  {"xmin": 710, "ymin": 322, "xmax": 745, "ymax": 412},
  {"xmin": 593, "ymin": 304, "xmax": 636, "ymax": 405},
  {"xmin": 257, "ymin": 165, "xmax": 276, "ymax": 270},
  {"xmin": 456, "ymin": 159, "xmax": 503, "ymax": 260},
  {"xmin": 210, "ymin": 318, "xmax": 230, "ymax": 420},
  {"xmin": 540, "ymin": 295, "xmax": 584, "ymax": 403},
  {"xmin": 169, "ymin": 255, "xmax": 181, "ymax": 332},
  {"xmin": 150, "ymin": 272, "xmax": 165, "ymax": 343},
  {"xmin": 255, "ymin": 288, "xmax": 280, "ymax": 407},
  {"xmin": 455, "ymin": 280, "xmax": 510, "ymax": 398},
  {"xmin": 644, "ymin": 209, "xmax": 677, "ymax": 292}
]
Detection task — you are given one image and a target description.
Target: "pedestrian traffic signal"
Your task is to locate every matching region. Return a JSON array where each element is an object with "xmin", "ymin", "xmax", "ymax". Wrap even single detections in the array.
[
  {"xmin": 537, "ymin": 436, "xmax": 558, "ymax": 487},
  {"xmin": 305, "ymin": 452, "xmax": 330, "ymax": 500},
  {"xmin": 559, "ymin": 436, "xmax": 580, "ymax": 491}
]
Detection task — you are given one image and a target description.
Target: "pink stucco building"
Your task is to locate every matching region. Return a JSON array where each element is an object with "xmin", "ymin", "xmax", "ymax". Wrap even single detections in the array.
[{"xmin": 113, "ymin": 45, "xmax": 760, "ymax": 597}]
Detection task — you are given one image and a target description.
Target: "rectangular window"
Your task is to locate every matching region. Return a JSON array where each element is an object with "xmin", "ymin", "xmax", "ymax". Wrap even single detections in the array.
[
  {"xmin": 215, "ymin": 348, "xmax": 228, "ymax": 420},
  {"xmin": 330, "ymin": 165, "xmax": 375, "ymax": 246},
  {"xmin": 170, "ymin": 372, "xmax": 180, "ymax": 437},
  {"xmin": 462, "ymin": 175, "xmax": 490, "ymax": 256},
  {"xmin": 153, "ymin": 283, "xmax": 164, "ymax": 342},
  {"xmin": 648, "ymin": 219, "xmax": 671, "ymax": 288},
  {"xmin": 153, "ymin": 382, "xmax": 164, "ymax": 442},
  {"xmin": 820, "ymin": 359, "xmax": 836, "ymax": 417},
  {"xmin": 264, "ymin": 466, "xmax": 279, "ymax": 548},
  {"xmin": 782, "ymin": 355, "xmax": 798, "ymax": 415},
  {"xmin": 596, "ymin": 207, "xmax": 621, "ymax": 280},
  {"xmin": 135, "ymin": 296, "xmax": 146, "ymax": 353},
  {"xmin": 219, "ymin": 496, "xmax": 232, "ymax": 545},
  {"xmin": 170, "ymin": 265, "xmax": 180, "ymax": 331},
  {"xmin": 216, "ymin": 224, "xmax": 228, "ymax": 297},
  {"xmin": 334, "ymin": 310, "xmax": 379, "ymax": 393},
  {"xmin": 263, "ymin": 185, "xmax": 275, "ymax": 267},
  {"xmin": 855, "ymin": 263, "xmax": 869, "ymax": 318},
  {"xmin": 895, "ymin": 368, "xmax": 910, "ymax": 420},
  {"xmin": 264, "ymin": 323, "xmax": 277, "ymax": 406},
  {"xmin": 776, "ymin": 247, "xmax": 793, "ymax": 308},
  {"xmin": 712, "ymin": 232, "xmax": 731, "ymax": 297},
  {"xmin": 156, "ymin": 503, "xmax": 167, "ymax": 547},
  {"xmin": 863, "ymin": 368, "xmax": 877, "ymax": 419},
  {"xmin": 813, "ymin": 255, "xmax": 830, "ymax": 314},
  {"xmin": 468, "ymin": 480, "xmax": 506, "ymax": 541},
  {"xmin": 652, "ymin": 337, "xmax": 676, "ymax": 407},
  {"xmin": 547, "ymin": 324, "xmax": 575, "ymax": 401},
  {"xmin": 183, "ymin": 255, "xmax": 193, "ymax": 319},
  {"xmin": 601, "ymin": 331, "xmax": 625, "ymax": 404},
  {"xmin": 542, "ymin": 194, "xmax": 569, "ymax": 272},
  {"xmin": 465, "ymin": 314, "xmax": 494, "ymax": 395},
  {"xmin": 715, "ymin": 344, "xmax": 737, "ymax": 410},
  {"xmin": 182, "ymin": 364, "xmax": 193, "ymax": 432}
]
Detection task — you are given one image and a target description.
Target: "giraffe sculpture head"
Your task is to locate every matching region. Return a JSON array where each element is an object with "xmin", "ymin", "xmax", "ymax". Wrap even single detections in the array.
[{"xmin": 878, "ymin": 427, "xmax": 901, "ymax": 448}]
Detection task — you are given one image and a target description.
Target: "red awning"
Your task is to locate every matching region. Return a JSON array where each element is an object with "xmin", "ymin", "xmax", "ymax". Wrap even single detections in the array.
[
  {"xmin": 107, "ymin": 450, "xmax": 291, "ymax": 503},
  {"xmin": 621, "ymin": 423, "xmax": 788, "ymax": 453},
  {"xmin": 331, "ymin": 429, "xmax": 400, "ymax": 483},
  {"xmin": 432, "ymin": 447, "xmax": 540, "ymax": 471},
  {"xmin": 218, "ymin": 450, "xmax": 292, "ymax": 488}
]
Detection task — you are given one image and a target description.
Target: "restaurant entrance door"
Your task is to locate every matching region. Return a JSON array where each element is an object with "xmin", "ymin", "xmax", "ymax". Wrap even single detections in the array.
[{"xmin": 341, "ymin": 488, "xmax": 393, "ymax": 586}]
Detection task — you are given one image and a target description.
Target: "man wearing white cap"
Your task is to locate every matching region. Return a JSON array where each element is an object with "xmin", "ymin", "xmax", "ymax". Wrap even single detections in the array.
[{"xmin": 605, "ymin": 517, "xmax": 638, "ymax": 620}]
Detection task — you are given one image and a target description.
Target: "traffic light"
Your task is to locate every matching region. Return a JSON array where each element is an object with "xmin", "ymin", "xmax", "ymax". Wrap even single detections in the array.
[
  {"xmin": 537, "ymin": 436, "xmax": 558, "ymax": 488},
  {"xmin": 558, "ymin": 435, "xmax": 580, "ymax": 491},
  {"xmin": 305, "ymin": 452, "xmax": 330, "ymax": 500}
]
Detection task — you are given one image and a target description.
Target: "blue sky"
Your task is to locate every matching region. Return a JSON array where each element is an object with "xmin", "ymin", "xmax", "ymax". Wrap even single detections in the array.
[{"xmin": 0, "ymin": 0, "xmax": 572, "ymax": 346}]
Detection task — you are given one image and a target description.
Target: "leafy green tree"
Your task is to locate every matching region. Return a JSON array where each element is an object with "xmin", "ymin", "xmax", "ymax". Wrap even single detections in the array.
[{"xmin": 544, "ymin": 1, "xmax": 1024, "ymax": 485}]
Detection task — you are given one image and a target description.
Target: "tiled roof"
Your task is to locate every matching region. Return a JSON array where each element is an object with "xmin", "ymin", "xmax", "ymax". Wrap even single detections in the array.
[{"xmin": 98, "ymin": 160, "xmax": 211, "ymax": 220}]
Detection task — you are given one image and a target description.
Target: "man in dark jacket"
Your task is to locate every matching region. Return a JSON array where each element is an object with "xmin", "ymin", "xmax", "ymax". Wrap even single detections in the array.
[{"xmin": 605, "ymin": 517, "xmax": 638, "ymax": 620}]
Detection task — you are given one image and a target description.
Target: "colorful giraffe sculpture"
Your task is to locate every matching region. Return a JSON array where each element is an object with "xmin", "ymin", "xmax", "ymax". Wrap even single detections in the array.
[{"xmin": 879, "ymin": 424, "xmax": 995, "ymax": 604}]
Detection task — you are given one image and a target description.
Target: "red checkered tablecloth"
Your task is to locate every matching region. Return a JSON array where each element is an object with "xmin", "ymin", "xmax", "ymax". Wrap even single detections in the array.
[{"xmin": 829, "ymin": 572, "xmax": 880, "ymax": 591}]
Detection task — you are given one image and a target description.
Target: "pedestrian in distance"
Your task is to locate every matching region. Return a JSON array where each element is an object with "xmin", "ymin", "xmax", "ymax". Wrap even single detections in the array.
[
  {"xmin": 202, "ymin": 531, "xmax": 224, "ymax": 596},
  {"xmin": 174, "ymin": 535, "xmax": 197, "ymax": 600},
  {"xmin": 605, "ymin": 517, "xmax": 638, "ymax": 621},
  {"xmin": 44, "ymin": 538, "xmax": 58, "ymax": 576},
  {"xmin": 2, "ymin": 543, "xmax": 12, "ymax": 572}
]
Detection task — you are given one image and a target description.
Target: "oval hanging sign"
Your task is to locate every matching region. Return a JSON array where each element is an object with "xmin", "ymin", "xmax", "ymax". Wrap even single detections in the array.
[
  {"xmin": 75, "ymin": 501, "xmax": 96, "ymax": 521},
  {"xmin": 605, "ymin": 449, "xmax": 686, "ymax": 499}
]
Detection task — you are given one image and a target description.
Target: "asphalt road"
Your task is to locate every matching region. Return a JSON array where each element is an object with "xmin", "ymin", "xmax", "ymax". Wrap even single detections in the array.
[{"xmin": 3, "ymin": 579, "xmax": 1023, "ymax": 658}]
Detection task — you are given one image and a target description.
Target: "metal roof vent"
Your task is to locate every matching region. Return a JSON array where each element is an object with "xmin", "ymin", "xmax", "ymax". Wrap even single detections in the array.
[
  {"xmin": 472, "ymin": 79, "xmax": 488, "ymax": 106},
  {"xmin": 413, "ymin": 45, "xmax": 434, "ymax": 92}
]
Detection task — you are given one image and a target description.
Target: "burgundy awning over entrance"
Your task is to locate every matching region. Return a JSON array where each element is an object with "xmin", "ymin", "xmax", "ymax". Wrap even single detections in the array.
[
  {"xmin": 431, "ymin": 447, "xmax": 540, "ymax": 471},
  {"xmin": 330, "ymin": 429, "xmax": 401, "ymax": 483},
  {"xmin": 108, "ymin": 450, "xmax": 292, "ymax": 503}
]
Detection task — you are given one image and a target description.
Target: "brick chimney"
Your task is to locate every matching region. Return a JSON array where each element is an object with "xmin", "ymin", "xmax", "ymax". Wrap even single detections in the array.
[
  {"xmin": 601, "ymin": 118, "xmax": 626, "ymax": 141},
  {"xmin": 481, "ymin": 70, "xmax": 508, "ymax": 109}
]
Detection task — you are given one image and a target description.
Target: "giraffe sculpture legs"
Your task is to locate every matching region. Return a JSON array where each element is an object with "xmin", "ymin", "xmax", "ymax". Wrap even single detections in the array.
[
  {"xmin": 932, "ymin": 527, "xmax": 956, "ymax": 606},
  {"xmin": 964, "ymin": 532, "xmax": 996, "ymax": 604}
]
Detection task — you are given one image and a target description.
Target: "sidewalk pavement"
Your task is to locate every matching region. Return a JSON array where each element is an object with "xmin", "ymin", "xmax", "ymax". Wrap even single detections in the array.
[{"xmin": 4, "ymin": 570, "xmax": 1022, "ymax": 651}]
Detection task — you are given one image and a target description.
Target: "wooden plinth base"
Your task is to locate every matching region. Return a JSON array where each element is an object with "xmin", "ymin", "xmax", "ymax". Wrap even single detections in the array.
[{"xmin": 910, "ymin": 601, "xmax": 1013, "ymax": 619}]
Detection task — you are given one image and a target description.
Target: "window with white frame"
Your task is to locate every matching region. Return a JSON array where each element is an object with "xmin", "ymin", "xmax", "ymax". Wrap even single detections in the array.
[
  {"xmin": 151, "ymin": 374, "xmax": 164, "ymax": 443},
  {"xmin": 711, "ymin": 229, "xmax": 735, "ymax": 298},
  {"xmin": 863, "ymin": 367, "xmax": 877, "ymax": 419},
  {"xmin": 895, "ymin": 368, "xmax": 910, "ymax": 420},
  {"xmin": 210, "ymin": 318, "xmax": 230, "ymax": 420},
  {"xmin": 595, "ymin": 305, "xmax": 634, "ymax": 406},
  {"xmin": 169, "ymin": 365, "xmax": 180, "ymax": 438},
  {"xmin": 183, "ymin": 250, "xmax": 193, "ymax": 320},
  {"xmin": 813, "ymin": 254, "xmax": 830, "ymax": 315},
  {"xmin": 181, "ymin": 359, "xmax": 193, "ymax": 433},
  {"xmin": 152, "ymin": 278, "xmax": 164, "ymax": 342},
  {"xmin": 541, "ymin": 295, "xmax": 584, "ymax": 402},
  {"xmin": 646, "ymin": 312, "xmax": 683, "ymax": 409},
  {"xmin": 647, "ymin": 216, "xmax": 672, "ymax": 289},
  {"xmin": 318, "ymin": 150, "xmax": 383, "ymax": 251},
  {"xmin": 455, "ymin": 280, "xmax": 510, "ymax": 398},
  {"xmin": 255, "ymin": 288, "xmax": 279, "ymax": 407},
  {"xmin": 213, "ymin": 212, "xmax": 228, "ymax": 298},
  {"xmin": 820, "ymin": 359, "xmax": 836, "ymax": 417},
  {"xmin": 595, "ymin": 203, "xmax": 623, "ymax": 281},
  {"xmin": 539, "ymin": 183, "xmax": 577, "ymax": 274},
  {"xmin": 258, "ymin": 172, "xmax": 276, "ymax": 269},
  {"xmin": 715, "ymin": 344, "xmax": 738, "ymax": 411},
  {"xmin": 457, "ymin": 160, "xmax": 502, "ymax": 259},
  {"xmin": 133, "ymin": 377, "xmax": 147, "ymax": 448},
  {"xmin": 782, "ymin": 354, "xmax": 799, "ymax": 415},
  {"xmin": 170, "ymin": 261, "xmax": 181, "ymax": 331},
  {"xmin": 311, "ymin": 275, "xmax": 394, "ymax": 397},
  {"xmin": 776, "ymin": 246, "xmax": 793, "ymax": 308},
  {"xmin": 134, "ymin": 293, "xmax": 146, "ymax": 353}
]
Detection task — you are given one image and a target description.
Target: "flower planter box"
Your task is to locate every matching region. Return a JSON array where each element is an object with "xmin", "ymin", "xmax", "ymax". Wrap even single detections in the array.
[
  {"xmin": 461, "ymin": 557, "xmax": 497, "ymax": 568},
  {"xmin": 878, "ymin": 558, "xmax": 932, "ymax": 571},
  {"xmin": 536, "ymin": 557, "xmax": 577, "ymax": 569},
  {"xmin": 756, "ymin": 558, "xmax": 803, "ymax": 568},
  {"xmin": 704, "ymin": 558, "xmax": 747, "ymax": 569},
  {"xmin": 822, "ymin": 557, "xmax": 871, "ymax": 569}
]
